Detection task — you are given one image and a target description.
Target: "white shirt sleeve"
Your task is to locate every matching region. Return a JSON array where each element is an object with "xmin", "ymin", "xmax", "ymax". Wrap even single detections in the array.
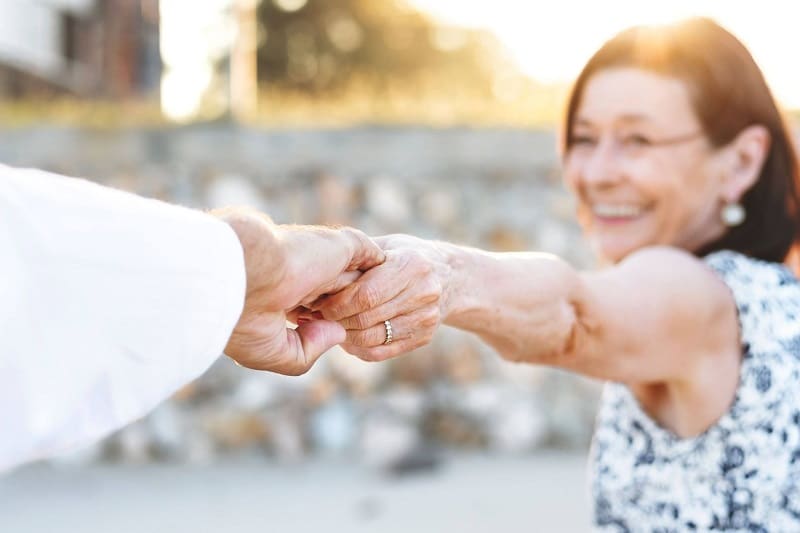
[{"xmin": 0, "ymin": 165, "xmax": 247, "ymax": 472}]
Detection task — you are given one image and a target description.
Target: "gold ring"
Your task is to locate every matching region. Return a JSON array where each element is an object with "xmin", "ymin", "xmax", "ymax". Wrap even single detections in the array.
[{"xmin": 383, "ymin": 319, "xmax": 393, "ymax": 345}]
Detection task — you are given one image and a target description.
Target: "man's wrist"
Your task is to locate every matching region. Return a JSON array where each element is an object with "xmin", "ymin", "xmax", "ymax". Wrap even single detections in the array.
[{"xmin": 211, "ymin": 208, "xmax": 288, "ymax": 296}]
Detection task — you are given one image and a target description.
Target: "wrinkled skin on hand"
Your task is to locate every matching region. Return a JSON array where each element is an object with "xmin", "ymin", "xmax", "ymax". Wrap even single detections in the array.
[{"xmin": 310, "ymin": 234, "xmax": 449, "ymax": 362}]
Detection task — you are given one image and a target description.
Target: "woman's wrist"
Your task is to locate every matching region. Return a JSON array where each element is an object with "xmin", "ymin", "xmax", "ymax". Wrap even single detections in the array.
[{"xmin": 434, "ymin": 241, "xmax": 483, "ymax": 328}]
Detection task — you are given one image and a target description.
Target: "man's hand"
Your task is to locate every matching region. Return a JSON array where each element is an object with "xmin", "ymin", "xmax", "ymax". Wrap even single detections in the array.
[{"xmin": 214, "ymin": 208, "xmax": 385, "ymax": 374}]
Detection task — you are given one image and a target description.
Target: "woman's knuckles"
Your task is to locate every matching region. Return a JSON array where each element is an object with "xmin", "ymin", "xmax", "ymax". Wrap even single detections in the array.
[
  {"xmin": 349, "ymin": 311, "xmax": 378, "ymax": 331},
  {"xmin": 419, "ymin": 307, "xmax": 441, "ymax": 330},
  {"xmin": 353, "ymin": 282, "xmax": 384, "ymax": 311}
]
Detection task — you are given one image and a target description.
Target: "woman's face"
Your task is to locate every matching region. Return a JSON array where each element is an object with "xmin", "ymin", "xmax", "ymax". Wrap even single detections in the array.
[{"xmin": 563, "ymin": 67, "xmax": 729, "ymax": 263}]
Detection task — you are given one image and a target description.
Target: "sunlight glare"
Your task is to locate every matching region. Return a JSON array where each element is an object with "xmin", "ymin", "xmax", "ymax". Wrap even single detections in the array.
[
  {"xmin": 160, "ymin": 0, "xmax": 235, "ymax": 121},
  {"xmin": 408, "ymin": 0, "xmax": 800, "ymax": 108}
]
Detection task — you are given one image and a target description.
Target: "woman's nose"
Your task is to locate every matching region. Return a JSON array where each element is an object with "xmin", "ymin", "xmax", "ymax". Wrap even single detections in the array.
[{"xmin": 580, "ymin": 140, "xmax": 624, "ymax": 187}]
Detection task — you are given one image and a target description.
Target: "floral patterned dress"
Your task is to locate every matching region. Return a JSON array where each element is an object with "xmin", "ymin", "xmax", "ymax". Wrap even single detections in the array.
[{"xmin": 590, "ymin": 251, "xmax": 800, "ymax": 532}]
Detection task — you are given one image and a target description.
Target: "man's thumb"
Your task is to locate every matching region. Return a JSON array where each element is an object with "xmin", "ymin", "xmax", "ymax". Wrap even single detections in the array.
[{"xmin": 294, "ymin": 320, "xmax": 346, "ymax": 366}]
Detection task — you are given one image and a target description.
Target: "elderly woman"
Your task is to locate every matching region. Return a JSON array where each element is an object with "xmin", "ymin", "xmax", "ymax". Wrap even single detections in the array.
[{"xmin": 311, "ymin": 18, "xmax": 800, "ymax": 531}]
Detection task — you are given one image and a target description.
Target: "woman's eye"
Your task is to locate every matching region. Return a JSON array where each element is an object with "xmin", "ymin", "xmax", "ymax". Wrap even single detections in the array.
[
  {"xmin": 572, "ymin": 135, "xmax": 597, "ymax": 146},
  {"xmin": 623, "ymin": 134, "xmax": 651, "ymax": 146}
]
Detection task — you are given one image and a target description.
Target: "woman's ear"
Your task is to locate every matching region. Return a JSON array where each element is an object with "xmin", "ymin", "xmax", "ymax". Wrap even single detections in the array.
[{"xmin": 720, "ymin": 124, "xmax": 771, "ymax": 204}]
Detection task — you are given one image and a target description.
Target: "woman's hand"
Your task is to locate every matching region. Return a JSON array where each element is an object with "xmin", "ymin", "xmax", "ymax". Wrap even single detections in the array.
[{"xmin": 311, "ymin": 234, "xmax": 450, "ymax": 361}]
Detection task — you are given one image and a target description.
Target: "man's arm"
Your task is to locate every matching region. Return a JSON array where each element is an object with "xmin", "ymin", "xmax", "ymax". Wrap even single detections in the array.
[
  {"xmin": 0, "ymin": 165, "xmax": 383, "ymax": 473},
  {"xmin": 0, "ymin": 165, "xmax": 247, "ymax": 471}
]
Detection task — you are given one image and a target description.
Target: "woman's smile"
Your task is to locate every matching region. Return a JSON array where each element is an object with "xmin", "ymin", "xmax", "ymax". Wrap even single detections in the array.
[{"xmin": 590, "ymin": 202, "xmax": 649, "ymax": 225}]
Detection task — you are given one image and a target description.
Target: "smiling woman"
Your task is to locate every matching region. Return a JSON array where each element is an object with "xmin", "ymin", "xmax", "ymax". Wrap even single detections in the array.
[
  {"xmin": 562, "ymin": 19, "xmax": 800, "ymax": 264},
  {"xmin": 307, "ymin": 17, "xmax": 800, "ymax": 531},
  {"xmin": 564, "ymin": 70, "xmax": 719, "ymax": 261}
]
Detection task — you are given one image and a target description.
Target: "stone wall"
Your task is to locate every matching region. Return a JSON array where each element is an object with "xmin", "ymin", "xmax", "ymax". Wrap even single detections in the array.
[{"xmin": 1, "ymin": 125, "xmax": 602, "ymax": 468}]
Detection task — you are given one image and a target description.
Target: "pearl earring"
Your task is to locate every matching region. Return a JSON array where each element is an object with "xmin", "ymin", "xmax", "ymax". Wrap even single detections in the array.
[{"xmin": 721, "ymin": 203, "xmax": 746, "ymax": 227}]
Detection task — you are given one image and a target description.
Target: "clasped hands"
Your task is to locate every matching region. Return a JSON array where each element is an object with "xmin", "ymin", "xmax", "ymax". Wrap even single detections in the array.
[{"xmin": 215, "ymin": 208, "xmax": 448, "ymax": 375}]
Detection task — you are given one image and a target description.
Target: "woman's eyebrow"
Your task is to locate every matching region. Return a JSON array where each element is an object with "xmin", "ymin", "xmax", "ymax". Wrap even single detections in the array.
[{"xmin": 574, "ymin": 113, "xmax": 654, "ymax": 127}]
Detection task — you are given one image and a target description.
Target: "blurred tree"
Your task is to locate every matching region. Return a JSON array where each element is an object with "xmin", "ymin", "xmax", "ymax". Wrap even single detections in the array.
[{"xmin": 256, "ymin": 0, "xmax": 514, "ymax": 98}]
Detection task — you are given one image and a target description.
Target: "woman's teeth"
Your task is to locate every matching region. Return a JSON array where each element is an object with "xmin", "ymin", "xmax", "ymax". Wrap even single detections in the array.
[{"xmin": 592, "ymin": 204, "xmax": 644, "ymax": 218}]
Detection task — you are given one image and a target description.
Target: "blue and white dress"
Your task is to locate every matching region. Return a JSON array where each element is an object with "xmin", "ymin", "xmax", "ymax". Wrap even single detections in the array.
[{"xmin": 590, "ymin": 251, "xmax": 800, "ymax": 532}]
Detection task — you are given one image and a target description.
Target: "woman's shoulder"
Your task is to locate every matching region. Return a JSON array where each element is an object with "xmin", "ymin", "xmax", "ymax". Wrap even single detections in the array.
[
  {"xmin": 703, "ymin": 249, "xmax": 800, "ymax": 352},
  {"xmin": 703, "ymin": 249, "xmax": 797, "ymax": 288},
  {"xmin": 702, "ymin": 250, "xmax": 799, "ymax": 314}
]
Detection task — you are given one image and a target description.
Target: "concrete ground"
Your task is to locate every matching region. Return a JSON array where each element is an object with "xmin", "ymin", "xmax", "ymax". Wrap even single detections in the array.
[{"xmin": 0, "ymin": 451, "xmax": 591, "ymax": 533}]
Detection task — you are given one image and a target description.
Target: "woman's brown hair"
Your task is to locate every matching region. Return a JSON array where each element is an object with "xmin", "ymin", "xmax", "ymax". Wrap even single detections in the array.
[{"xmin": 562, "ymin": 17, "xmax": 800, "ymax": 264}]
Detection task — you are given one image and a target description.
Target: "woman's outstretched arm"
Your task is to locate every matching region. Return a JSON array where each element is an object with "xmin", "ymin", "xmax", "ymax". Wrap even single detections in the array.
[
  {"xmin": 315, "ymin": 234, "xmax": 741, "ymax": 436},
  {"xmin": 315, "ymin": 235, "xmax": 739, "ymax": 386}
]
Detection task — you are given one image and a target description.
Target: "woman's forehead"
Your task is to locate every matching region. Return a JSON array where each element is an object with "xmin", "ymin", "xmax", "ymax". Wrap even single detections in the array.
[{"xmin": 575, "ymin": 67, "xmax": 699, "ymax": 129}]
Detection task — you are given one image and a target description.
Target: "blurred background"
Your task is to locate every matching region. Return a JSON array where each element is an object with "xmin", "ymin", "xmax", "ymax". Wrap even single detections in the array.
[{"xmin": 0, "ymin": 1, "xmax": 798, "ymax": 532}]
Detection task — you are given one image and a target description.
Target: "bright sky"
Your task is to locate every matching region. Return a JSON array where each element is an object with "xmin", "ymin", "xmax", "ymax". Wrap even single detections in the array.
[
  {"xmin": 408, "ymin": 0, "xmax": 800, "ymax": 108},
  {"xmin": 160, "ymin": 0, "xmax": 800, "ymax": 120}
]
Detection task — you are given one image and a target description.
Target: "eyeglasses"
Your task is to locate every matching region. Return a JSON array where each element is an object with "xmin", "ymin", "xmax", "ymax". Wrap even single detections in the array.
[{"xmin": 567, "ymin": 130, "xmax": 706, "ymax": 161}]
